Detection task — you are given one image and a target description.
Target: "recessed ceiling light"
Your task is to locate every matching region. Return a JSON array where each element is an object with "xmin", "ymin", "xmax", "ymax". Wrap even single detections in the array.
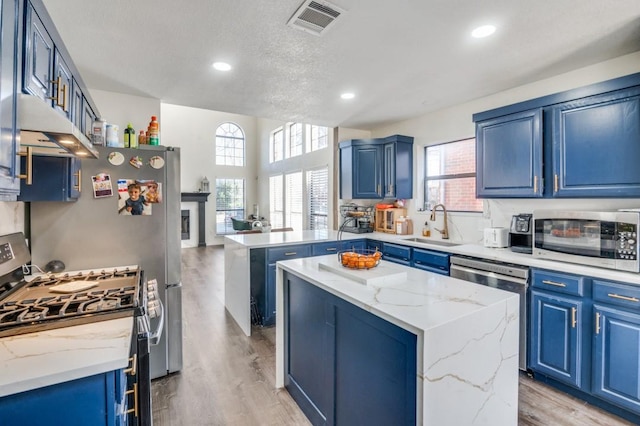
[
  {"xmin": 212, "ymin": 62, "xmax": 232, "ymax": 71},
  {"xmin": 471, "ymin": 25, "xmax": 496, "ymax": 38},
  {"xmin": 341, "ymin": 93, "xmax": 355, "ymax": 100}
]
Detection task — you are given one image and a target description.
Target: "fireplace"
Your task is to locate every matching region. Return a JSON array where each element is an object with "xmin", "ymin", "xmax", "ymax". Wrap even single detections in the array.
[
  {"xmin": 181, "ymin": 192, "xmax": 210, "ymax": 247},
  {"xmin": 181, "ymin": 210, "xmax": 190, "ymax": 240}
]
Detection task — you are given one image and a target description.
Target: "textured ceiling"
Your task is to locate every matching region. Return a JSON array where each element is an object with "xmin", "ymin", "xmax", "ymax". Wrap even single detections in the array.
[{"xmin": 42, "ymin": 0, "xmax": 640, "ymax": 130}]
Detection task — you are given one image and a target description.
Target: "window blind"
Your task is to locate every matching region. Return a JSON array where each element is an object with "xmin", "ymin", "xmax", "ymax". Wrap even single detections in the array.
[
  {"xmin": 269, "ymin": 175, "xmax": 284, "ymax": 228},
  {"xmin": 307, "ymin": 167, "xmax": 328, "ymax": 230},
  {"xmin": 285, "ymin": 171, "xmax": 303, "ymax": 231},
  {"xmin": 215, "ymin": 178, "xmax": 245, "ymax": 234}
]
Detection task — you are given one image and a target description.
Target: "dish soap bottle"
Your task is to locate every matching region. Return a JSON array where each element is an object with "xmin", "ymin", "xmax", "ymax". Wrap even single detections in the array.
[{"xmin": 422, "ymin": 222, "xmax": 431, "ymax": 237}]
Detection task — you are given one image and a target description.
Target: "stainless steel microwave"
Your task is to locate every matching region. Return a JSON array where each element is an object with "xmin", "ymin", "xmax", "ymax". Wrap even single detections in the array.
[{"xmin": 533, "ymin": 210, "xmax": 639, "ymax": 272}]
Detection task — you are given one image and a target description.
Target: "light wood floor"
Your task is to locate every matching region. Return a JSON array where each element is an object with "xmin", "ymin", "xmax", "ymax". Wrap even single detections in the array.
[{"xmin": 152, "ymin": 246, "xmax": 635, "ymax": 426}]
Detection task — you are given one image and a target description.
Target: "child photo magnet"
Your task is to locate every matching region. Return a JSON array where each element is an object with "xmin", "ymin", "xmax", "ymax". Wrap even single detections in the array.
[{"xmin": 117, "ymin": 179, "xmax": 157, "ymax": 216}]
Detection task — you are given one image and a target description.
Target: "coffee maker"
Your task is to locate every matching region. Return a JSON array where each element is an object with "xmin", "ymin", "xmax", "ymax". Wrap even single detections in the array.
[{"xmin": 509, "ymin": 213, "xmax": 533, "ymax": 253}]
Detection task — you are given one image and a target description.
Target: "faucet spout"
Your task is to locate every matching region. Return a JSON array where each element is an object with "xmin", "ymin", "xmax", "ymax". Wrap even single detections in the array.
[{"xmin": 430, "ymin": 204, "xmax": 449, "ymax": 239}]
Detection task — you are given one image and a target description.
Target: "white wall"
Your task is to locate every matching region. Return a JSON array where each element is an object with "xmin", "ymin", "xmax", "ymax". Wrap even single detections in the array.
[
  {"xmin": 89, "ymin": 89, "xmax": 161, "ymax": 141},
  {"xmin": 365, "ymin": 51, "xmax": 640, "ymax": 243},
  {"xmin": 162, "ymin": 103, "xmax": 259, "ymax": 246},
  {"xmin": 0, "ymin": 202, "xmax": 24, "ymax": 236}
]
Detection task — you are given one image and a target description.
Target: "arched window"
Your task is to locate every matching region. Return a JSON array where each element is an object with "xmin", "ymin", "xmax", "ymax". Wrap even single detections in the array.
[{"xmin": 216, "ymin": 122, "xmax": 245, "ymax": 166}]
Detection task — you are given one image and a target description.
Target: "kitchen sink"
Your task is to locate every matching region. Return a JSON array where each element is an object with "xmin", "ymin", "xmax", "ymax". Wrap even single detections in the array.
[{"xmin": 402, "ymin": 237, "xmax": 460, "ymax": 247}]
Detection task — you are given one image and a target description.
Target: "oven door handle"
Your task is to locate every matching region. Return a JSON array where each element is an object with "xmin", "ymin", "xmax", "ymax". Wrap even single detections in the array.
[
  {"xmin": 450, "ymin": 264, "xmax": 528, "ymax": 287},
  {"xmin": 149, "ymin": 297, "xmax": 165, "ymax": 346}
]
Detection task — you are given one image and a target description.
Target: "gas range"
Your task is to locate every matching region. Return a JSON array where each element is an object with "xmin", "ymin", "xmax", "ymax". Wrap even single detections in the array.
[{"xmin": 0, "ymin": 233, "xmax": 146, "ymax": 338}]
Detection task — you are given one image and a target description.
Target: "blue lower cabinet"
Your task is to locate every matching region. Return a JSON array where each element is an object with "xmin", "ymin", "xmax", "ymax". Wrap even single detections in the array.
[
  {"xmin": 284, "ymin": 271, "xmax": 417, "ymax": 426},
  {"xmin": 593, "ymin": 305, "xmax": 640, "ymax": 413},
  {"xmin": 529, "ymin": 290, "xmax": 587, "ymax": 390},
  {"xmin": 0, "ymin": 370, "xmax": 123, "ymax": 426},
  {"xmin": 382, "ymin": 242, "xmax": 411, "ymax": 266},
  {"xmin": 18, "ymin": 156, "xmax": 81, "ymax": 201},
  {"xmin": 411, "ymin": 247, "xmax": 450, "ymax": 275}
]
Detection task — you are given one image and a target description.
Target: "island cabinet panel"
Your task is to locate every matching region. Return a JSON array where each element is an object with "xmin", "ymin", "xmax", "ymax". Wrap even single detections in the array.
[
  {"xmin": 284, "ymin": 272, "xmax": 417, "ymax": 426},
  {"xmin": 476, "ymin": 108, "xmax": 543, "ymax": 198},
  {"xmin": 0, "ymin": 370, "xmax": 125, "ymax": 425},
  {"xmin": 551, "ymin": 87, "xmax": 640, "ymax": 197},
  {"xmin": 0, "ymin": 0, "xmax": 20, "ymax": 200}
]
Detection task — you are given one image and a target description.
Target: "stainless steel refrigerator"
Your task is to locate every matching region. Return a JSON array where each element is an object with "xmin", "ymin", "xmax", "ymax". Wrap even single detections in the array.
[{"xmin": 29, "ymin": 145, "xmax": 182, "ymax": 380}]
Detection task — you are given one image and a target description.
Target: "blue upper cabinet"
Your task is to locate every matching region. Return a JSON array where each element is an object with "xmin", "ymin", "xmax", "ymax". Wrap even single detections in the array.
[
  {"xmin": 0, "ymin": 0, "xmax": 20, "ymax": 201},
  {"xmin": 476, "ymin": 109, "xmax": 543, "ymax": 198},
  {"xmin": 23, "ymin": 2, "xmax": 54, "ymax": 103},
  {"xmin": 339, "ymin": 135, "xmax": 413, "ymax": 200},
  {"xmin": 551, "ymin": 87, "xmax": 640, "ymax": 197},
  {"xmin": 474, "ymin": 72, "xmax": 640, "ymax": 198}
]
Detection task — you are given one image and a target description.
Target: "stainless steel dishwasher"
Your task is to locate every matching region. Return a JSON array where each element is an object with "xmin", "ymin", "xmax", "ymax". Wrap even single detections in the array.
[{"xmin": 450, "ymin": 255, "xmax": 529, "ymax": 371}]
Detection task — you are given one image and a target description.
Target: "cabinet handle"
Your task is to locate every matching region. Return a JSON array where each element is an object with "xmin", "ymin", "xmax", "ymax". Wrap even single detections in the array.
[
  {"xmin": 325, "ymin": 248, "xmax": 337, "ymax": 252},
  {"xmin": 607, "ymin": 293, "xmax": 639, "ymax": 303},
  {"xmin": 377, "ymin": 184, "xmax": 381, "ymax": 196},
  {"xmin": 73, "ymin": 169, "xmax": 81, "ymax": 191},
  {"xmin": 17, "ymin": 147, "xmax": 33, "ymax": 185},
  {"xmin": 571, "ymin": 307, "xmax": 577, "ymax": 328},
  {"xmin": 48, "ymin": 76, "xmax": 63, "ymax": 106},
  {"xmin": 542, "ymin": 280, "xmax": 566, "ymax": 288},
  {"xmin": 554, "ymin": 174, "xmax": 559, "ymax": 193},
  {"xmin": 124, "ymin": 353, "xmax": 137, "ymax": 376},
  {"xmin": 125, "ymin": 382, "xmax": 139, "ymax": 417},
  {"xmin": 60, "ymin": 83, "xmax": 68, "ymax": 112},
  {"xmin": 595, "ymin": 312, "xmax": 601, "ymax": 334},
  {"xmin": 284, "ymin": 252, "xmax": 297, "ymax": 256},
  {"xmin": 533, "ymin": 176, "xmax": 538, "ymax": 193}
]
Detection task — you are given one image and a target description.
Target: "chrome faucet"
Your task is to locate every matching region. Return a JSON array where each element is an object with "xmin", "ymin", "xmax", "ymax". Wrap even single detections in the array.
[{"xmin": 430, "ymin": 204, "xmax": 449, "ymax": 239}]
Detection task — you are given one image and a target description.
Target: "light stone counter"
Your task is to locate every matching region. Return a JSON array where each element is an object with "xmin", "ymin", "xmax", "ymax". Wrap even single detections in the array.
[
  {"xmin": 275, "ymin": 255, "xmax": 520, "ymax": 425},
  {"xmin": 0, "ymin": 317, "xmax": 133, "ymax": 397}
]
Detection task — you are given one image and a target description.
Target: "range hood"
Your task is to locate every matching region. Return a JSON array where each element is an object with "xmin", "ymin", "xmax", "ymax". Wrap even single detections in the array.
[{"xmin": 18, "ymin": 93, "xmax": 99, "ymax": 159}]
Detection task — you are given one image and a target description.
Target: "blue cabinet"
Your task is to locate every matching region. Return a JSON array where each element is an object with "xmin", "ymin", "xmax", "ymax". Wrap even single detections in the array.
[
  {"xmin": 0, "ymin": 0, "xmax": 20, "ymax": 201},
  {"xmin": 551, "ymin": 87, "xmax": 640, "ymax": 197},
  {"xmin": 592, "ymin": 279, "xmax": 640, "ymax": 414},
  {"xmin": 381, "ymin": 242, "xmax": 411, "ymax": 266},
  {"xmin": 339, "ymin": 135, "xmax": 413, "ymax": 200},
  {"xmin": 411, "ymin": 247, "xmax": 450, "ymax": 275},
  {"xmin": 23, "ymin": 1, "xmax": 54, "ymax": 103},
  {"xmin": 18, "ymin": 155, "xmax": 81, "ymax": 201},
  {"xmin": 529, "ymin": 269, "xmax": 588, "ymax": 389},
  {"xmin": 0, "ymin": 369, "xmax": 128, "ymax": 425},
  {"xmin": 284, "ymin": 271, "xmax": 417, "ymax": 426},
  {"xmin": 476, "ymin": 109, "xmax": 543, "ymax": 198},
  {"xmin": 311, "ymin": 239, "xmax": 365, "ymax": 257}
]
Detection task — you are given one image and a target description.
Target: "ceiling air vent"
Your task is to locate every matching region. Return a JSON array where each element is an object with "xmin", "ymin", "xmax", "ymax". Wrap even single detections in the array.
[{"xmin": 287, "ymin": 0, "xmax": 345, "ymax": 36}]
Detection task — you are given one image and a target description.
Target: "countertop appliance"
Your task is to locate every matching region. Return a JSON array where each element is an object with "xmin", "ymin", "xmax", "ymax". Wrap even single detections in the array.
[
  {"xmin": 0, "ymin": 232, "xmax": 156, "ymax": 425},
  {"xmin": 509, "ymin": 213, "xmax": 533, "ymax": 254},
  {"xmin": 28, "ymin": 145, "xmax": 182, "ymax": 380},
  {"xmin": 339, "ymin": 203, "xmax": 374, "ymax": 234},
  {"xmin": 533, "ymin": 210, "xmax": 639, "ymax": 272},
  {"xmin": 450, "ymin": 255, "xmax": 529, "ymax": 371},
  {"xmin": 483, "ymin": 227, "xmax": 508, "ymax": 248}
]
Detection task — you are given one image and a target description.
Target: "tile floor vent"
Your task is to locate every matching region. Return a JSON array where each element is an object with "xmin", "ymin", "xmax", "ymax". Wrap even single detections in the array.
[{"xmin": 287, "ymin": 0, "xmax": 345, "ymax": 36}]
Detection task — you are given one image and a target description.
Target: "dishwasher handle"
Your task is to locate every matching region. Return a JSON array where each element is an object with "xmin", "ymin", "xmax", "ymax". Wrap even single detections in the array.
[{"xmin": 450, "ymin": 264, "xmax": 528, "ymax": 287}]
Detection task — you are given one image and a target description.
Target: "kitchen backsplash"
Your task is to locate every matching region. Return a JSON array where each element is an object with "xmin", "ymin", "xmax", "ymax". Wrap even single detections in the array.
[{"xmin": 0, "ymin": 202, "xmax": 24, "ymax": 235}]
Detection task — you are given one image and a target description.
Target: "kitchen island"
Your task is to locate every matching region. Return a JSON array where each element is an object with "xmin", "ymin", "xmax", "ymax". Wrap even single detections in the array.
[{"xmin": 275, "ymin": 255, "xmax": 520, "ymax": 425}]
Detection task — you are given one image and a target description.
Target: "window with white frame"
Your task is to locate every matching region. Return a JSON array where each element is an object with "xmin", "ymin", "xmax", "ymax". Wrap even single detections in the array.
[
  {"xmin": 285, "ymin": 172, "xmax": 303, "ymax": 231},
  {"xmin": 215, "ymin": 178, "xmax": 245, "ymax": 234},
  {"xmin": 215, "ymin": 123, "xmax": 244, "ymax": 166},
  {"xmin": 308, "ymin": 125, "xmax": 328, "ymax": 152},
  {"xmin": 270, "ymin": 128, "xmax": 283, "ymax": 163},
  {"xmin": 269, "ymin": 175, "xmax": 284, "ymax": 228},
  {"xmin": 287, "ymin": 123, "xmax": 303, "ymax": 158},
  {"xmin": 424, "ymin": 138, "xmax": 482, "ymax": 212},
  {"xmin": 307, "ymin": 167, "xmax": 328, "ymax": 230}
]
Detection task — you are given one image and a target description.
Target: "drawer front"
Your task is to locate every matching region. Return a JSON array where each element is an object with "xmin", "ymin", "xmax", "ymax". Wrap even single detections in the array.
[
  {"xmin": 267, "ymin": 244, "xmax": 310, "ymax": 262},
  {"xmin": 312, "ymin": 241, "xmax": 343, "ymax": 256},
  {"xmin": 593, "ymin": 279, "xmax": 640, "ymax": 312},
  {"xmin": 531, "ymin": 269, "xmax": 586, "ymax": 296},
  {"xmin": 382, "ymin": 243, "xmax": 411, "ymax": 261},
  {"xmin": 412, "ymin": 248, "xmax": 449, "ymax": 270}
]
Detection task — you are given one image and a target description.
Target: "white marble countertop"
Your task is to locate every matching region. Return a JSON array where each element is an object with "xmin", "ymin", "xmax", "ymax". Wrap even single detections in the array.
[
  {"xmin": 0, "ymin": 317, "xmax": 133, "ymax": 397},
  {"xmin": 276, "ymin": 255, "xmax": 518, "ymax": 334},
  {"xmin": 226, "ymin": 229, "xmax": 640, "ymax": 285}
]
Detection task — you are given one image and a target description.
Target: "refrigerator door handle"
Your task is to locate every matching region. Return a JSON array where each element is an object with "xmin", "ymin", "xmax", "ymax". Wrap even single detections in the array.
[{"xmin": 149, "ymin": 297, "xmax": 165, "ymax": 346}]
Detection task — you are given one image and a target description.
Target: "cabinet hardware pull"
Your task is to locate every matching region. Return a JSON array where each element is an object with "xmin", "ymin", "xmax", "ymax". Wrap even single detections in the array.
[
  {"xmin": 554, "ymin": 174, "xmax": 559, "ymax": 193},
  {"xmin": 60, "ymin": 83, "xmax": 68, "ymax": 112},
  {"xmin": 607, "ymin": 293, "xmax": 639, "ymax": 303},
  {"xmin": 533, "ymin": 176, "xmax": 538, "ymax": 193},
  {"xmin": 124, "ymin": 353, "xmax": 137, "ymax": 376},
  {"xmin": 125, "ymin": 382, "xmax": 139, "ymax": 417},
  {"xmin": 326, "ymin": 248, "xmax": 337, "ymax": 251},
  {"xmin": 542, "ymin": 280, "xmax": 566, "ymax": 287},
  {"xmin": 73, "ymin": 169, "xmax": 81, "ymax": 191},
  {"xmin": 571, "ymin": 307, "xmax": 577, "ymax": 328},
  {"xmin": 377, "ymin": 184, "xmax": 381, "ymax": 196},
  {"xmin": 17, "ymin": 147, "xmax": 33, "ymax": 185},
  {"xmin": 47, "ymin": 76, "xmax": 62, "ymax": 106},
  {"xmin": 595, "ymin": 312, "xmax": 601, "ymax": 334},
  {"xmin": 284, "ymin": 252, "xmax": 297, "ymax": 256}
]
